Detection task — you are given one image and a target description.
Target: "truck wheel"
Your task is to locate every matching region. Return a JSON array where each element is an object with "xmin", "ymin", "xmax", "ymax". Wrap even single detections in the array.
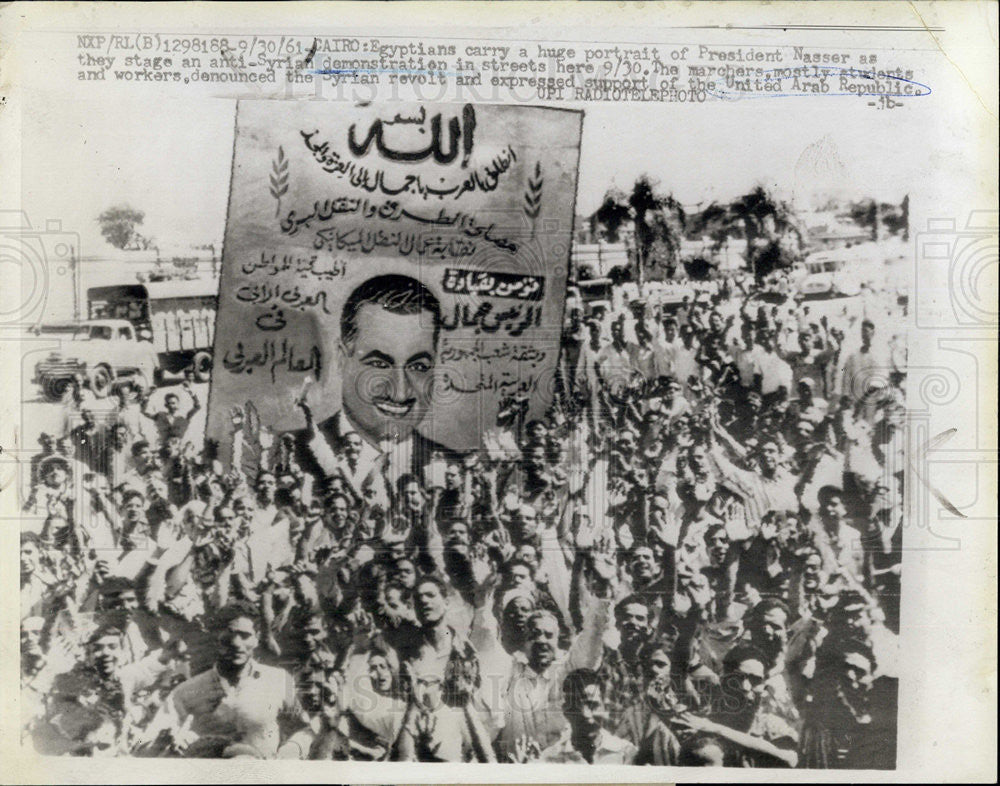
[
  {"xmin": 192, "ymin": 351, "xmax": 212, "ymax": 383},
  {"xmin": 114, "ymin": 372, "xmax": 150, "ymax": 398},
  {"xmin": 89, "ymin": 365, "xmax": 113, "ymax": 398},
  {"xmin": 43, "ymin": 376, "xmax": 70, "ymax": 402}
]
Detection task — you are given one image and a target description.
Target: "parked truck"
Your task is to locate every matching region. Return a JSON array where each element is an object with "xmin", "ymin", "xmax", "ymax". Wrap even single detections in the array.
[{"xmin": 33, "ymin": 279, "xmax": 218, "ymax": 400}]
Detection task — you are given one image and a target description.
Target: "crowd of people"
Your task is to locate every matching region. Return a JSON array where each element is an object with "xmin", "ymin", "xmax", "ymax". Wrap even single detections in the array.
[{"xmin": 20, "ymin": 271, "xmax": 905, "ymax": 768}]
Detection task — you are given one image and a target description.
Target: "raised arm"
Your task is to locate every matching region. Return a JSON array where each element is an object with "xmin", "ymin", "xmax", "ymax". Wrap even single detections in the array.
[
  {"xmin": 676, "ymin": 713, "xmax": 797, "ymax": 767},
  {"xmin": 140, "ymin": 389, "xmax": 157, "ymax": 420},
  {"xmin": 567, "ymin": 537, "xmax": 615, "ymax": 670},
  {"xmin": 182, "ymin": 381, "xmax": 201, "ymax": 416}
]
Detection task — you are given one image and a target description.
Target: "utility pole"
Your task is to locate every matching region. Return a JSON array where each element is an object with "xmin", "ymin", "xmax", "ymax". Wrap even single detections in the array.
[{"xmin": 70, "ymin": 247, "xmax": 80, "ymax": 321}]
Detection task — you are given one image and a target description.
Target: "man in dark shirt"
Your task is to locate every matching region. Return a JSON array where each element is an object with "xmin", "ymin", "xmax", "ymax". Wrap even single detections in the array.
[{"xmin": 676, "ymin": 642, "xmax": 798, "ymax": 767}]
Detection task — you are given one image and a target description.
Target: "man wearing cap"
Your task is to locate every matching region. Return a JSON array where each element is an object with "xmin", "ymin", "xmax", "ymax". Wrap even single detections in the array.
[{"xmin": 24, "ymin": 454, "xmax": 73, "ymax": 520}]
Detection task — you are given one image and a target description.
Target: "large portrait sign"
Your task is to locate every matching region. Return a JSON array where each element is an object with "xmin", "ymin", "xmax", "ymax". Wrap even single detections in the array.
[{"xmin": 206, "ymin": 101, "xmax": 583, "ymax": 472}]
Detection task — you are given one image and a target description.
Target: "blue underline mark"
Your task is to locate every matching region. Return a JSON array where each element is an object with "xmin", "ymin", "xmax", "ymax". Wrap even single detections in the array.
[
  {"xmin": 707, "ymin": 65, "xmax": 932, "ymax": 100},
  {"xmin": 307, "ymin": 68, "xmax": 461, "ymax": 77}
]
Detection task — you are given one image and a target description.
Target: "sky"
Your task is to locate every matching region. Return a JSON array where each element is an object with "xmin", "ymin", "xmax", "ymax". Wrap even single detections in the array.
[{"xmin": 20, "ymin": 94, "xmax": 928, "ymax": 256}]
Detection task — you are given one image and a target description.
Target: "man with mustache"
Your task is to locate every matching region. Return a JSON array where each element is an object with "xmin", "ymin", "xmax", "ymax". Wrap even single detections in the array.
[
  {"xmin": 498, "ymin": 545, "xmax": 615, "ymax": 758},
  {"xmin": 537, "ymin": 668, "xmax": 637, "ymax": 764},
  {"xmin": 598, "ymin": 595, "xmax": 654, "ymax": 730},
  {"xmin": 291, "ymin": 275, "xmax": 456, "ymax": 508},
  {"xmin": 674, "ymin": 642, "xmax": 798, "ymax": 767},
  {"xmin": 799, "ymin": 637, "xmax": 878, "ymax": 769}
]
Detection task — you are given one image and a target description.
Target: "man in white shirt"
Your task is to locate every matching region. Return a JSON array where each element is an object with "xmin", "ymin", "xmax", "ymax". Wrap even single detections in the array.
[
  {"xmin": 839, "ymin": 319, "xmax": 892, "ymax": 421},
  {"xmin": 753, "ymin": 330, "xmax": 793, "ymax": 400},
  {"xmin": 656, "ymin": 316, "xmax": 682, "ymax": 378},
  {"xmin": 733, "ymin": 324, "xmax": 763, "ymax": 389},
  {"xmin": 538, "ymin": 668, "xmax": 637, "ymax": 764},
  {"xmin": 152, "ymin": 602, "xmax": 304, "ymax": 758},
  {"xmin": 628, "ymin": 323, "xmax": 669, "ymax": 385},
  {"xmin": 596, "ymin": 317, "xmax": 634, "ymax": 392},
  {"xmin": 245, "ymin": 470, "xmax": 294, "ymax": 580},
  {"xmin": 498, "ymin": 553, "xmax": 614, "ymax": 757}
]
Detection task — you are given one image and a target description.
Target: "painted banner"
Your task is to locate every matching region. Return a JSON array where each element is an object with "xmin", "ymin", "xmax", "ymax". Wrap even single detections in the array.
[{"xmin": 206, "ymin": 101, "xmax": 583, "ymax": 470}]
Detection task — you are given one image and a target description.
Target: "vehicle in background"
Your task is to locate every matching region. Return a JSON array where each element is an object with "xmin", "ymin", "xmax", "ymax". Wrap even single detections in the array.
[
  {"xmin": 33, "ymin": 279, "xmax": 218, "ymax": 401},
  {"xmin": 576, "ymin": 277, "xmax": 614, "ymax": 315},
  {"xmin": 32, "ymin": 320, "xmax": 159, "ymax": 400},
  {"xmin": 797, "ymin": 251, "xmax": 875, "ymax": 298},
  {"xmin": 87, "ymin": 280, "xmax": 218, "ymax": 380},
  {"xmin": 644, "ymin": 281, "xmax": 696, "ymax": 313}
]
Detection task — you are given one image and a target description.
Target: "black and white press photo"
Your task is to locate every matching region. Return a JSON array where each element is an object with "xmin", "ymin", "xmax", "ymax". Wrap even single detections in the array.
[{"xmin": 3, "ymin": 2, "xmax": 996, "ymax": 782}]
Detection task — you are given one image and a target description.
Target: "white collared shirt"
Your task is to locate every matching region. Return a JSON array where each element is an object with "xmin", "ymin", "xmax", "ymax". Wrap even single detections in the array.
[
  {"xmin": 309, "ymin": 410, "xmax": 416, "ymax": 493},
  {"xmin": 540, "ymin": 728, "xmax": 637, "ymax": 764},
  {"xmin": 164, "ymin": 660, "xmax": 300, "ymax": 758}
]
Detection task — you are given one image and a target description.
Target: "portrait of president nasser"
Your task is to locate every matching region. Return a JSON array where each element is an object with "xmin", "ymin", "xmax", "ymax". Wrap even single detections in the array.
[{"xmin": 290, "ymin": 273, "xmax": 458, "ymax": 498}]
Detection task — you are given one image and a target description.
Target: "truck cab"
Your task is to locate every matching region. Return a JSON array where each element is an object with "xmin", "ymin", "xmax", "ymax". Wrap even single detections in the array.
[{"xmin": 33, "ymin": 319, "xmax": 159, "ymax": 400}]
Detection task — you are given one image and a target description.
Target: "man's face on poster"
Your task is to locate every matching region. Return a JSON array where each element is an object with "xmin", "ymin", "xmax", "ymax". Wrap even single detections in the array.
[{"xmin": 339, "ymin": 304, "xmax": 436, "ymax": 443}]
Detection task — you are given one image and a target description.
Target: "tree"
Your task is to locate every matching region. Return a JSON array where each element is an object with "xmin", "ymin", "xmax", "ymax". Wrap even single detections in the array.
[
  {"xmin": 591, "ymin": 176, "xmax": 686, "ymax": 288},
  {"xmin": 682, "ymin": 256, "xmax": 715, "ymax": 280},
  {"xmin": 97, "ymin": 205, "xmax": 146, "ymax": 250},
  {"xmin": 879, "ymin": 198, "xmax": 910, "ymax": 239},
  {"xmin": 606, "ymin": 264, "xmax": 633, "ymax": 286},
  {"xmin": 690, "ymin": 201, "xmax": 735, "ymax": 250},
  {"xmin": 849, "ymin": 199, "xmax": 879, "ymax": 240},
  {"xmin": 728, "ymin": 186, "xmax": 802, "ymax": 282}
]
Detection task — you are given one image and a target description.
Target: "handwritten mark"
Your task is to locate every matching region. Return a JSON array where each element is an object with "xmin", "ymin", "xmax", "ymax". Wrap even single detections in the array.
[
  {"xmin": 911, "ymin": 428, "xmax": 966, "ymax": 519},
  {"xmin": 302, "ymin": 38, "xmax": 318, "ymax": 67}
]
